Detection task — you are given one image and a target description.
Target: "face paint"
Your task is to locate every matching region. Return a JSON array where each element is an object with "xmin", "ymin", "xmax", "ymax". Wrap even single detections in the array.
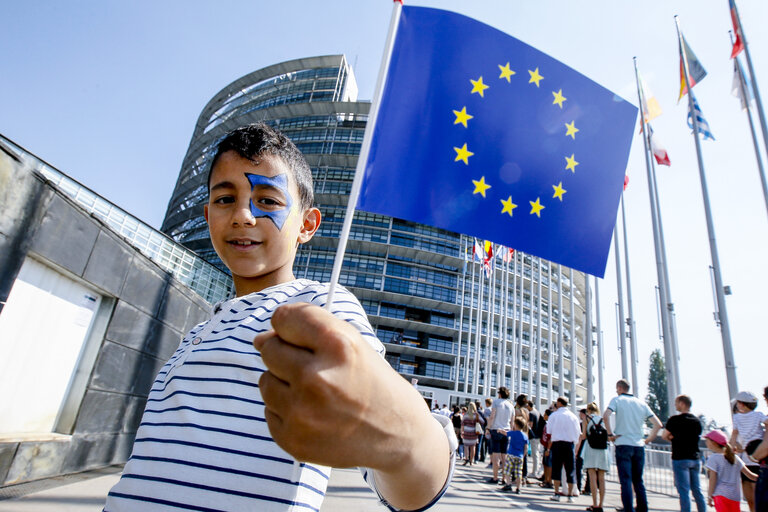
[{"xmin": 244, "ymin": 172, "xmax": 294, "ymax": 230}]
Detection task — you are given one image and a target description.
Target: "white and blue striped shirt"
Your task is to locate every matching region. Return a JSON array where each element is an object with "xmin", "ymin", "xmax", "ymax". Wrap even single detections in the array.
[{"xmin": 105, "ymin": 280, "xmax": 389, "ymax": 512}]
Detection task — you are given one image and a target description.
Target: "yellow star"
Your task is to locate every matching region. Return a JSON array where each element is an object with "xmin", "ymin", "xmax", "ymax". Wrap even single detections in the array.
[
  {"xmin": 528, "ymin": 67, "xmax": 544, "ymax": 87},
  {"xmin": 454, "ymin": 143, "xmax": 474, "ymax": 165},
  {"xmin": 552, "ymin": 89, "xmax": 567, "ymax": 108},
  {"xmin": 470, "ymin": 76, "xmax": 489, "ymax": 97},
  {"xmin": 472, "ymin": 176, "xmax": 491, "ymax": 198},
  {"xmin": 453, "ymin": 106, "xmax": 473, "ymax": 128},
  {"xmin": 565, "ymin": 120, "xmax": 579, "ymax": 139},
  {"xmin": 552, "ymin": 182, "xmax": 566, "ymax": 201},
  {"xmin": 565, "ymin": 154, "xmax": 579, "ymax": 173},
  {"xmin": 498, "ymin": 62, "xmax": 516, "ymax": 82},
  {"xmin": 500, "ymin": 196, "xmax": 518, "ymax": 216},
  {"xmin": 529, "ymin": 197, "xmax": 545, "ymax": 217}
]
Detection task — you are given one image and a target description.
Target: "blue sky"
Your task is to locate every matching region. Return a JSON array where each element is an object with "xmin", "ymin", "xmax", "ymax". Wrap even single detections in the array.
[{"xmin": 2, "ymin": 1, "xmax": 766, "ymax": 425}]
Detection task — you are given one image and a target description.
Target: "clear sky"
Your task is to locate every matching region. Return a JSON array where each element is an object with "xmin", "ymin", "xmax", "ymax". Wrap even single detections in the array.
[{"xmin": 2, "ymin": 1, "xmax": 765, "ymax": 426}]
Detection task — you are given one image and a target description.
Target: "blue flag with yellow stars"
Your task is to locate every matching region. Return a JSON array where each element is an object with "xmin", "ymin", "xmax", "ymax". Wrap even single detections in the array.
[{"xmin": 357, "ymin": 6, "xmax": 638, "ymax": 277}]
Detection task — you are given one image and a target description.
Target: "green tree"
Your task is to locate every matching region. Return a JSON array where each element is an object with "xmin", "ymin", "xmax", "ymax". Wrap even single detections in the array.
[{"xmin": 646, "ymin": 349, "xmax": 669, "ymax": 423}]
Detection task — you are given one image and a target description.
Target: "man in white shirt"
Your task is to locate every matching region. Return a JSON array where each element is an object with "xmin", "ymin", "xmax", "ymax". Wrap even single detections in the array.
[{"xmin": 546, "ymin": 396, "xmax": 582, "ymax": 502}]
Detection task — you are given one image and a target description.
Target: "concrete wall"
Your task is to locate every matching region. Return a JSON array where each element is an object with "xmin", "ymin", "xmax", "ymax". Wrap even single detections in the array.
[{"xmin": 0, "ymin": 148, "xmax": 212, "ymax": 487}]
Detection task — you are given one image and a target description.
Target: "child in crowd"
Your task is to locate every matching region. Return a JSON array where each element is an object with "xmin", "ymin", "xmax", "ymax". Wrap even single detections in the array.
[
  {"xmin": 730, "ymin": 390, "xmax": 767, "ymax": 512},
  {"xmin": 104, "ymin": 123, "xmax": 455, "ymax": 511},
  {"xmin": 704, "ymin": 430, "xmax": 757, "ymax": 512},
  {"xmin": 502, "ymin": 417, "xmax": 529, "ymax": 493}
]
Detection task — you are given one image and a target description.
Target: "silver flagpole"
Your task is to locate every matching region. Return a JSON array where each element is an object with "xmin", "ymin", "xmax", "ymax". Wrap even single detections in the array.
[
  {"xmin": 547, "ymin": 261, "xmax": 554, "ymax": 405},
  {"xmin": 613, "ymin": 225, "xmax": 629, "ymax": 379},
  {"xmin": 513, "ymin": 252, "xmax": 522, "ymax": 396},
  {"xmin": 732, "ymin": 32, "xmax": 768, "ymax": 220},
  {"xmin": 464, "ymin": 254, "xmax": 476, "ymax": 394},
  {"xmin": 676, "ymin": 16, "xmax": 739, "ymax": 399},
  {"xmin": 455, "ymin": 237, "xmax": 468, "ymax": 392},
  {"xmin": 527, "ymin": 256, "xmax": 535, "ymax": 399},
  {"xmin": 620, "ymin": 196, "xmax": 639, "ymax": 396},
  {"xmin": 733, "ymin": 0, "xmax": 768, "ymax": 169},
  {"xmin": 473, "ymin": 259, "xmax": 484, "ymax": 395},
  {"xmin": 569, "ymin": 269, "xmax": 577, "ymax": 411},
  {"xmin": 326, "ymin": 1, "xmax": 401, "ymax": 307},
  {"xmin": 558, "ymin": 265, "xmax": 565, "ymax": 397},
  {"xmin": 500, "ymin": 252, "xmax": 510, "ymax": 388},
  {"xmin": 485, "ymin": 251, "xmax": 496, "ymax": 395},
  {"xmin": 535, "ymin": 258, "xmax": 543, "ymax": 407},
  {"xmin": 584, "ymin": 273, "xmax": 593, "ymax": 403},
  {"xmin": 634, "ymin": 58, "xmax": 679, "ymax": 407},
  {"xmin": 595, "ymin": 277, "xmax": 605, "ymax": 409}
]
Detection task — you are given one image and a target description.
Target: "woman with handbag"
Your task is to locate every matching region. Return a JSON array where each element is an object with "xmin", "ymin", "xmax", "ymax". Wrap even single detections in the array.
[{"xmin": 461, "ymin": 402, "xmax": 483, "ymax": 465}]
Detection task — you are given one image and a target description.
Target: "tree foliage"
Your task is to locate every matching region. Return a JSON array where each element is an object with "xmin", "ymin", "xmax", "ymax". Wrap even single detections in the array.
[{"xmin": 646, "ymin": 349, "xmax": 669, "ymax": 423}]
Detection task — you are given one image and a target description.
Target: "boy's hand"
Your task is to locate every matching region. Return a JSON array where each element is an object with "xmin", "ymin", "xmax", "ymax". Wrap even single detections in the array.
[{"xmin": 253, "ymin": 303, "xmax": 450, "ymax": 509}]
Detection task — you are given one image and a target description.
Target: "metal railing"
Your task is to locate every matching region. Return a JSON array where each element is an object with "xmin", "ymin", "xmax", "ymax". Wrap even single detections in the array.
[{"xmin": 1, "ymin": 134, "xmax": 233, "ymax": 304}]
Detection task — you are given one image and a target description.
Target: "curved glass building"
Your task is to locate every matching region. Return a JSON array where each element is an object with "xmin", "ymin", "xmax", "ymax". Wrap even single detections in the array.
[{"xmin": 162, "ymin": 55, "xmax": 591, "ymax": 408}]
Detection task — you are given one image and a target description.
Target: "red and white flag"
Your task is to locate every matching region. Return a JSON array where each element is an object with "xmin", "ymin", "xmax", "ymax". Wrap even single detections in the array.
[{"xmin": 649, "ymin": 125, "xmax": 671, "ymax": 166}]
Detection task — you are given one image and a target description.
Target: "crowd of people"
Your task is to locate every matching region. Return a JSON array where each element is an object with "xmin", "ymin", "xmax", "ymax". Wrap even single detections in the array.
[{"xmin": 445, "ymin": 381, "xmax": 768, "ymax": 512}]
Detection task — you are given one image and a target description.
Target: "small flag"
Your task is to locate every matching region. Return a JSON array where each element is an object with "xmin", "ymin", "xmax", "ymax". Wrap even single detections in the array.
[
  {"xmin": 678, "ymin": 36, "xmax": 707, "ymax": 101},
  {"xmin": 639, "ymin": 75, "xmax": 662, "ymax": 122},
  {"xmin": 731, "ymin": 58, "xmax": 752, "ymax": 110},
  {"xmin": 472, "ymin": 238, "xmax": 484, "ymax": 262},
  {"xmin": 687, "ymin": 93, "xmax": 715, "ymax": 141},
  {"xmin": 729, "ymin": 0, "xmax": 744, "ymax": 58},
  {"xmin": 358, "ymin": 6, "xmax": 638, "ymax": 277},
  {"xmin": 502, "ymin": 247, "xmax": 515, "ymax": 263},
  {"xmin": 649, "ymin": 125, "xmax": 671, "ymax": 166},
  {"xmin": 482, "ymin": 241, "xmax": 494, "ymax": 278},
  {"xmin": 623, "ymin": 175, "xmax": 629, "ymax": 190}
]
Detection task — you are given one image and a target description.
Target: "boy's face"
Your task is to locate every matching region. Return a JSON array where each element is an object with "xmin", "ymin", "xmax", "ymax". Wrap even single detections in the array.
[{"xmin": 204, "ymin": 151, "xmax": 320, "ymax": 296}]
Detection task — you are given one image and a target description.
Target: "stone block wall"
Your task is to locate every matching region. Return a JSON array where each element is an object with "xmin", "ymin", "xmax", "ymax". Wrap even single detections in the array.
[{"xmin": 0, "ymin": 147, "xmax": 213, "ymax": 487}]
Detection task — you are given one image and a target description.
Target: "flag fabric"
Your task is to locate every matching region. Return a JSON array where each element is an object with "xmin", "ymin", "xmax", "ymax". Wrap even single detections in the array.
[
  {"xmin": 623, "ymin": 175, "xmax": 629, "ymax": 190},
  {"xmin": 731, "ymin": 58, "xmax": 752, "ymax": 110},
  {"xmin": 649, "ymin": 125, "xmax": 671, "ymax": 166},
  {"xmin": 472, "ymin": 238, "xmax": 484, "ymax": 262},
  {"xmin": 687, "ymin": 92, "xmax": 715, "ymax": 141},
  {"xmin": 502, "ymin": 247, "xmax": 515, "ymax": 263},
  {"xmin": 729, "ymin": 0, "xmax": 744, "ymax": 58},
  {"xmin": 357, "ymin": 6, "xmax": 638, "ymax": 277},
  {"xmin": 678, "ymin": 36, "xmax": 707, "ymax": 101},
  {"xmin": 482, "ymin": 241, "xmax": 494, "ymax": 277},
  {"xmin": 639, "ymin": 75, "xmax": 662, "ymax": 122}
]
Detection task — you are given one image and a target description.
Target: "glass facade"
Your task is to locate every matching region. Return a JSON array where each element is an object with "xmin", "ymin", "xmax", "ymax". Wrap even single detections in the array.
[{"xmin": 161, "ymin": 55, "xmax": 590, "ymax": 407}]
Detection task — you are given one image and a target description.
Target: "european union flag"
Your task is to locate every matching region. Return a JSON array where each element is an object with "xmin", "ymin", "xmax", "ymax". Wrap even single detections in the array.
[{"xmin": 357, "ymin": 6, "xmax": 638, "ymax": 277}]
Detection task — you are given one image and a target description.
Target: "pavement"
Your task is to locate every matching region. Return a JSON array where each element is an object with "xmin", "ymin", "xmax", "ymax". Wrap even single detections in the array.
[{"xmin": 0, "ymin": 461, "xmax": 706, "ymax": 511}]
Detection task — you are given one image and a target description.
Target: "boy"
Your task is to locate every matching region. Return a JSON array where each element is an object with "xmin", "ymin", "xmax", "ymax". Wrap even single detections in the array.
[
  {"xmin": 104, "ymin": 123, "xmax": 455, "ymax": 511},
  {"xmin": 502, "ymin": 417, "xmax": 528, "ymax": 493}
]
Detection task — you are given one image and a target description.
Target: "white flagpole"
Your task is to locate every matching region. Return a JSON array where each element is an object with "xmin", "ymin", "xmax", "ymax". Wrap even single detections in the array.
[
  {"xmin": 634, "ymin": 58, "xmax": 679, "ymax": 407},
  {"xmin": 569, "ymin": 268, "xmax": 577, "ymax": 412},
  {"xmin": 527, "ymin": 257, "xmax": 535, "ymax": 399},
  {"xmin": 584, "ymin": 273, "xmax": 593, "ymax": 404},
  {"xmin": 473, "ymin": 261, "xmax": 485, "ymax": 395},
  {"xmin": 620, "ymin": 196, "xmax": 639, "ymax": 396},
  {"xmin": 547, "ymin": 261, "xmax": 554, "ymax": 404},
  {"xmin": 676, "ymin": 16, "xmax": 738, "ymax": 400},
  {"xmin": 485, "ymin": 252, "xmax": 496, "ymax": 395},
  {"xmin": 534, "ymin": 258, "xmax": 542, "ymax": 407},
  {"xmin": 499, "ymin": 251, "xmax": 509, "ymax": 389},
  {"xmin": 595, "ymin": 277, "xmax": 605, "ymax": 410},
  {"xmin": 512, "ymin": 252, "xmax": 521, "ymax": 396},
  {"xmin": 455, "ymin": 237, "xmax": 468, "ymax": 392},
  {"xmin": 325, "ymin": 1, "xmax": 402, "ymax": 309},
  {"xmin": 464, "ymin": 254, "xmax": 476, "ymax": 394},
  {"xmin": 613, "ymin": 225, "xmax": 629, "ymax": 380},
  {"xmin": 733, "ymin": 0, "xmax": 768, "ymax": 173},
  {"xmin": 731, "ymin": 32, "xmax": 768, "ymax": 220},
  {"xmin": 558, "ymin": 265, "xmax": 565, "ymax": 397}
]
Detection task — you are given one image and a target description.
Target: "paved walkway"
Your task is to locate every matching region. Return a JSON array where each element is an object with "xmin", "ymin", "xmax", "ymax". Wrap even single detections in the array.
[{"xmin": 0, "ymin": 461, "xmax": 716, "ymax": 511}]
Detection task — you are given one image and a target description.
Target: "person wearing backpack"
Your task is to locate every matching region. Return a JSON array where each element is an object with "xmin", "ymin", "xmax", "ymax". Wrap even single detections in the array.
[
  {"xmin": 662, "ymin": 394, "xmax": 707, "ymax": 512},
  {"xmin": 582, "ymin": 401, "xmax": 610, "ymax": 512}
]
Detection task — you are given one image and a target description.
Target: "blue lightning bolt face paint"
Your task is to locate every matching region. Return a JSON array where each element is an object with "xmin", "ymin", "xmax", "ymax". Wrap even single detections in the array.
[{"xmin": 244, "ymin": 172, "xmax": 293, "ymax": 231}]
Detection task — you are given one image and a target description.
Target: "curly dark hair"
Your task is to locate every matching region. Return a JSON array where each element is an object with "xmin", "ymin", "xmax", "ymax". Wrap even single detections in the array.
[{"xmin": 208, "ymin": 122, "xmax": 314, "ymax": 210}]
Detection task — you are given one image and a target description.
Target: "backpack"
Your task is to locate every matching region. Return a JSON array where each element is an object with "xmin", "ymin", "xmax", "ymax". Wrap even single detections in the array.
[{"xmin": 587, "ymin": 418, "xmax": 608, "ymax": 449}]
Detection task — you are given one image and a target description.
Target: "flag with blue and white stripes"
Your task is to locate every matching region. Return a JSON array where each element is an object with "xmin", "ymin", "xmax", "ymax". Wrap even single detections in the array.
[{"xmin": 686, "ymin": 92, "xmax": 715, "ymax": 140}]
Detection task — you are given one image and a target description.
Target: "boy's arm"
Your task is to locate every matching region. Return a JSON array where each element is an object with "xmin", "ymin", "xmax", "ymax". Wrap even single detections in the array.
[{"xmin": 254, "ymin": 303, "xmax": 452, "ymax": 511}]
